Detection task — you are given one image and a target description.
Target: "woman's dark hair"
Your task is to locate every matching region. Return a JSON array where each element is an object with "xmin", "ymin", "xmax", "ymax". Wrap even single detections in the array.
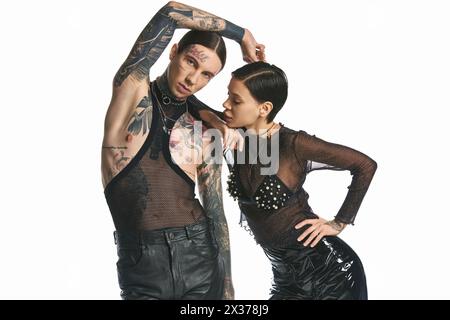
[
  {"xmin": 232, "ymin": 62, "xmax": 288, "ymax": 122},
  {"xmin": 177, "ymin": 30, "xmax": 227, "ymax": 70}
]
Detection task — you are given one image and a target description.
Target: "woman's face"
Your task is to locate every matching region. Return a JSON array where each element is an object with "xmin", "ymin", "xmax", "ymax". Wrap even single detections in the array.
[{"xmin": 222, "ymin": 78, "xmax": 262, "ymax": 128}]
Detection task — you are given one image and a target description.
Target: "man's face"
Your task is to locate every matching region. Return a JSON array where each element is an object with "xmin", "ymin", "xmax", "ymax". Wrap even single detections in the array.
[{"xmin": 167, "ymin": 44, "xmax": 222, "ymax": 100}]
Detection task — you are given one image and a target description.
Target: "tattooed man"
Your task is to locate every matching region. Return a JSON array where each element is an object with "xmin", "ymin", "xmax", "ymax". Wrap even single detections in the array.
[{"xmin": 101, "ymin": 1, "xmax": 265, "ymax": 299}]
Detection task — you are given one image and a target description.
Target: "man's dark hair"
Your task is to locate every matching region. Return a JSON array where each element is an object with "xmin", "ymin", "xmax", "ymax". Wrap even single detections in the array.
[
  {"xmin": 177, "ymin": 30, "xmax": 227, "ymax": 70},
  {"xmin": 232, "ymin": 62, "xmax": 288, "ymax": 122}
]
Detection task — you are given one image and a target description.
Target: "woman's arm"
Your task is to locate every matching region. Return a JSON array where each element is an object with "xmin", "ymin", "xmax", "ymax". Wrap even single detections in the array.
[
  {"xmin": 294, "ymin": 130, "xmax": 378, "ymax": 225},
  {"xmin": 293, "ymin": 130, "xmax": 377, "ymax": 247}
]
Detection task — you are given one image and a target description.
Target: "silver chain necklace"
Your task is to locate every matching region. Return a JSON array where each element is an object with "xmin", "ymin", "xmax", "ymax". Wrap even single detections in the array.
[{"xmin": 151, "ymin": 84, "xmax": 188, "ymax": 135}]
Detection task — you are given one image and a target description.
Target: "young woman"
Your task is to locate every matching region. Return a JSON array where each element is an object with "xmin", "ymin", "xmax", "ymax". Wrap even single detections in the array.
[{"xmin": 223, "ymin": 62, "xmax": 377, "ymax": 300}]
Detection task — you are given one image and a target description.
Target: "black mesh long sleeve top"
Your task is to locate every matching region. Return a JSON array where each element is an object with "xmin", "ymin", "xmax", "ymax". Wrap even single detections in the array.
[{"xmin": 226, "ymin": 125, "xmax": 377, "ymax": 247}]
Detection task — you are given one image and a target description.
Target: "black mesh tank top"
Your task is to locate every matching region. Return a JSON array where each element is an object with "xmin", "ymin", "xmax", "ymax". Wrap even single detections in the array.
[{"xmin": 104, "ymin": 82, "xmax": 209, "ymax": 231}]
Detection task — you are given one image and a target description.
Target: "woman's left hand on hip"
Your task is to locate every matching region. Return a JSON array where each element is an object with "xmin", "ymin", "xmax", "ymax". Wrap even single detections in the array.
[{"xmin": 295, "ymin": 217, "xmax": 347, "ymax": 247}]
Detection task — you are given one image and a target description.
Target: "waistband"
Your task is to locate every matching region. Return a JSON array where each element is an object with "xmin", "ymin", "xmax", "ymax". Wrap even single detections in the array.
[{"xmin": 113, "ymin": 218, "xmax": 212, "ymax": 246}]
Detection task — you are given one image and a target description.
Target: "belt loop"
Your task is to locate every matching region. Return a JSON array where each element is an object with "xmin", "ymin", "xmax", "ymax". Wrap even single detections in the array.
[
  {"xmin": 113, "ymin": 231, "xmax": 118, "ymax": 245},
  {"xmin": 139, "ymin": 232, "xmax": 144, "ymax": 249},
  {"xmin": 163, "ymin": 231, "xmax": 171, "ymax": 244},
  {"xmin": 184, "ymin": 225, "xmax": 190, "ymax": 239}
]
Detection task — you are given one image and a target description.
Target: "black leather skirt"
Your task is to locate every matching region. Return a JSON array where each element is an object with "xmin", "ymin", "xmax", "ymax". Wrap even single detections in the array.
[{"xmin": 262, "ymin": 236, "xmax": 367, "ymax": 300}]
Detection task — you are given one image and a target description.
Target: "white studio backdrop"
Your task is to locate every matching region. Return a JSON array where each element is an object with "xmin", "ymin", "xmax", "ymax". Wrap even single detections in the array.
[{"xmin": 0, "ymin": 0, "xmax": 449, "ymax": 299}]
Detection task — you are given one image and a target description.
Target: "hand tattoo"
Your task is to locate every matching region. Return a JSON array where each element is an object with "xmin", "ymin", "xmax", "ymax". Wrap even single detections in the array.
[{"xmin": 325, "ymin": 220, "xmax": 346, "ymax": 232}]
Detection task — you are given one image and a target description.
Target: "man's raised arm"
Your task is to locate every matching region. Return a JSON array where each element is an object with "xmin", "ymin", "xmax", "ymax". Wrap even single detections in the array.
[{"xmin": 114, "ymin": 1, "xmax": 246, "ymax": 87}]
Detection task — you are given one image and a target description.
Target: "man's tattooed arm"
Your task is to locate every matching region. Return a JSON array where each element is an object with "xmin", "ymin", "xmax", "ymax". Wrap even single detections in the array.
[
  {"xmin": 167, "ymin": 1, "xmax": 244, "ymax": 41},
  {"xmin": 114, "ymin": 1, "xmax": 245, "ymax": 87},
  {"xmin": 197, "ymin": 135, "xmax": 234, "ymax": 300}
]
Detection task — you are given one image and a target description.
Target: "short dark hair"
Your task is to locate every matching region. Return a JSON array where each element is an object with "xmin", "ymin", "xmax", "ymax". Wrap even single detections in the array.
[
  {"xmin": 177, "ymin": 30, "xmax": 227, "ymax": 70},
  {"xmin": 232, "ymin": 62, "xmax": 288, "ymax": 122}
]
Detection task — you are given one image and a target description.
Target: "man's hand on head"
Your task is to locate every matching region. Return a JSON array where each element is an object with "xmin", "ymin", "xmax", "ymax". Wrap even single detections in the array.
[{"xmin": 241, "ymin": 29, "xmax": 266, "ymax": 63}]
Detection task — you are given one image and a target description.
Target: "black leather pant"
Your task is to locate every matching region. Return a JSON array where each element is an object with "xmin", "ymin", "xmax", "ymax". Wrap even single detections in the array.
[
  {"xmin": 113, "ymin": 219, "xmax": 224, "ymax": 300},
  {"xmin": 263, "ymin": 236, "xmax": 367, "ymax": 300}
]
